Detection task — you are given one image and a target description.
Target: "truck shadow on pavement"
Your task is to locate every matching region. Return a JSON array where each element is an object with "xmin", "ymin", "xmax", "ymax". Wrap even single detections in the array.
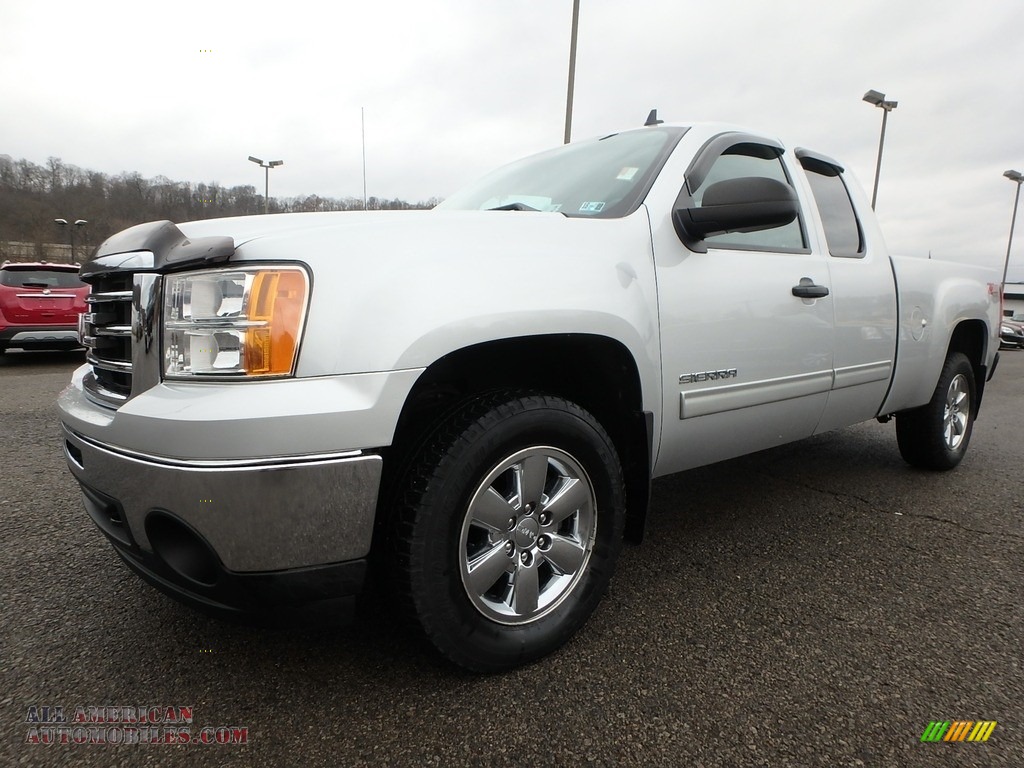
[{"xmin": 0, "ymin": 349, "xmax": 85, "ymax": 367}]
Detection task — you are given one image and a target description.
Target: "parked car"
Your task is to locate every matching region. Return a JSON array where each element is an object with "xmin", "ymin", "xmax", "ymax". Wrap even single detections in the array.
[
  {"xmin": 1000, "ymin": 317, "xmax": 1024, "ymax": 348},
  {"xmin": 0, "ymin": 261, "xmax": 89, "ymax": 354},
  {"xmin": 59, "ymin": 120, "xmax": 1001, "ymax": 671}
]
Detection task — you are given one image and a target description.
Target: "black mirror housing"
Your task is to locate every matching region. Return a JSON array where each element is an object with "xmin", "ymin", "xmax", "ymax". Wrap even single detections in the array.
[{"xmin": 673, "ymin": 176, "xmax": 799, "ymax": 244}]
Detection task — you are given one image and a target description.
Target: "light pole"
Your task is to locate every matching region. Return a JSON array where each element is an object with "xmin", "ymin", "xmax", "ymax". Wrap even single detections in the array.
[
  {"xmin": 1001, "ymin": 170, "xmax": 1023, "ymax": 295},
  {"xmin": 54, "ymin": 218, "xmax": 87, "ymax": 263},
  {"xmin": 248, "ymin": 156, "xmax": 283, "ymax": 215},
  {"xmin": 361, "ymin": 107, "xmax": 368, "ymax": 210},
  {"xmin": 564, "ymin": 0, "xmax": 580, "ymax": 144},
  {"xmin": 863, "ymin": 89, "xmax": 898, "ymax": 209}
]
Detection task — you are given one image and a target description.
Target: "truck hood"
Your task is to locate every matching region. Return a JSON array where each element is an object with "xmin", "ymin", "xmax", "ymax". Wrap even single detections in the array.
[
  {"xmin": 86, "ymin": 210, "xmax": 585, "ymax": 277},
  {"xmin": 176, "ymin": 209, "xmax": 574, "ymax": 255},
  {"xmin": 178, "ymin": 208, "xmax": 642, "ymax": 285},
  {"xmin": 177, "ymin": 210, "xmax": 440, "ymax": 246}
]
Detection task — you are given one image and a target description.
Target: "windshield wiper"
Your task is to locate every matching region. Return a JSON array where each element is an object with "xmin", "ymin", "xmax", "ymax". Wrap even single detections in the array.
[{"xmin": 486, "ymin": 202, "xmax": 541, "ymax": 212}]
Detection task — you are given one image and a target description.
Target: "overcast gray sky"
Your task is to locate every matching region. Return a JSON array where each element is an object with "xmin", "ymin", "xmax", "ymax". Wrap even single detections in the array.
[{"xmin": 2, "ymin": 0, "xmax": 1023, "ymax": 276}]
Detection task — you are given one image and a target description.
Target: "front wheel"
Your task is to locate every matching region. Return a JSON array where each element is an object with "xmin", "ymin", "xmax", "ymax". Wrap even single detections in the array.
[
  {"xmin": 896, "ymin": 352, "xmax": 976, "ymax": 470},
  {"xmin": 394, "ymin": 394, "xmax": 625, "ymax": 672}
]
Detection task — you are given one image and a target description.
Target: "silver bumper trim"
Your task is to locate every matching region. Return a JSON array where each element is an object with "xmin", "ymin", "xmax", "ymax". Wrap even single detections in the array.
[
  {"xmin": 61, "ymin": 424, "xmax": 383, "ymax": 571},
  {"xmin": 67, "ymin": 428, "xmax": 364, "ymax": 469}
]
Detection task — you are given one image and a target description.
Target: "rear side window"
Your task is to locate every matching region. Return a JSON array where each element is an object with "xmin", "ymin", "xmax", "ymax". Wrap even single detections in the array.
[
  {"xmin": 800, "ymin": 158, "xmax": 864, "ymax": 258},
  {"xmin": 0, "ymin": 269, "xmax": 85, "ymax": 288}
]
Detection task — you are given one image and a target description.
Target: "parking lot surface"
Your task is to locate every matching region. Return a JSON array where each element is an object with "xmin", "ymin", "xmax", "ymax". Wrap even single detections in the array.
[{"xmin": 2, "ymin": 349, "xmax": 1022, "ymax": 767}]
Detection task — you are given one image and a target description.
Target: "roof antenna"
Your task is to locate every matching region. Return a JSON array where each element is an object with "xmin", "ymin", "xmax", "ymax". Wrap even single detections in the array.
[{"xmin": 644, "ymin": 109, "xmax": 663, "ymax": 126}]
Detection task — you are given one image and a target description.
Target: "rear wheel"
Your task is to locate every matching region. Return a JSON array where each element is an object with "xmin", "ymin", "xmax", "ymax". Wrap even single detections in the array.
[
  {"xmin": 896, "ymin": 352, "xmax": 975, "ymax": 470},
  {"xmin": 394, "ymin": 393, "xmax": 625, "ymax": 672}
]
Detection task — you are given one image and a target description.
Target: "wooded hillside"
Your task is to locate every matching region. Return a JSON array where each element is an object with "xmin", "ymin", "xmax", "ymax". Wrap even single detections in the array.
[{"xmin": 0, "ymin": 155, "xmax": 439, "ymax": 260}]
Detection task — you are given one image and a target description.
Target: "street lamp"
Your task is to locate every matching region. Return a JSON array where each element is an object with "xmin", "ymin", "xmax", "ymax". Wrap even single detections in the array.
[
  {"xmin": 361, "ymin": 107, "xmax": 368, "ymax": 210},
  {"xmin": 248, "ymin": 155, "xmax": 284, "ymax": 215},
  {"xmin": 863, "ymin": 89, "xmax": 898, "ymax": 210},
  {"xmin": 54, "ymin": 218, "xmax": 88, "ymax": 263},
  {"xmin": 1001, "ymin": 170, "xmax": 1023, "ymax": 294}
]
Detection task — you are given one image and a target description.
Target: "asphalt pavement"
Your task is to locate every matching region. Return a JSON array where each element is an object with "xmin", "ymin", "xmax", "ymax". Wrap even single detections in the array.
[{"xmin": 2, "ymin": 349, "xmax": 1022, "ymax": 767}]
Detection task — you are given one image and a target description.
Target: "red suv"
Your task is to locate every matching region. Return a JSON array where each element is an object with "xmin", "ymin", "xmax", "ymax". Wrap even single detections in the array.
[{"xmin": 0, "ymin": 261, "xmax": 89, "ymax": 353}]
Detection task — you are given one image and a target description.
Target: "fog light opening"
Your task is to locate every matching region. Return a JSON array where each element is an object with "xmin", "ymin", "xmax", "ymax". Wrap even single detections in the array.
[{"xmin": 146, "ymin": 513, "xmax": 221, "ymax": 587}]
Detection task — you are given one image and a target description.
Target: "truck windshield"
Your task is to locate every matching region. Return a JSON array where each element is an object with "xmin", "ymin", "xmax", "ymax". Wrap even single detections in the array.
[{"xmin": 437, "ymin": 126, "xmax": 687, "ymax": 219}]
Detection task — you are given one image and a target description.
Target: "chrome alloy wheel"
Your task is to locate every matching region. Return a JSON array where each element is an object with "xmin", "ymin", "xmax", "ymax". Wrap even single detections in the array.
[
  {"xmin": 943, "ymin": 373, "xmax": 970, "ymax": 451},
  {"xmin": 458, "ymin": 446, "xmax": 597, "ymax": 625}
]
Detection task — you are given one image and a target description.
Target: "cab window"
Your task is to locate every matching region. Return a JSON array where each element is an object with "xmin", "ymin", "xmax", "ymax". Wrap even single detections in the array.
[
  {"xmin": 800, "ymin": 157, "xmax": 865, "ymax": 258},
  {"xmin": 692, "ymin": 145, "xmax": 806, "ymax": 251}
]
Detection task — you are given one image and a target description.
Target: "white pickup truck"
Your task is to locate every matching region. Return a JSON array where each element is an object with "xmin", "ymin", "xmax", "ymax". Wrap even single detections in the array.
[{"xmin": 59, "ymin": 121, "xmax": 1001, "ymax": 671}]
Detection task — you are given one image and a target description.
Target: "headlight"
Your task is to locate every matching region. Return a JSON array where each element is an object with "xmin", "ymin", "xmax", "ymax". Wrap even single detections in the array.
[{"xmin": 163, "ymin": 266, "xmax": 309, "ymax": 378}]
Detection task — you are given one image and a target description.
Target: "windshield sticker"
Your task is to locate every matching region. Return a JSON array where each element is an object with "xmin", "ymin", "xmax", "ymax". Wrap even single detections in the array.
[
  {"xmin": 550, "ymin": 204, "xmax": 563, "ymax": 212},
  {"xmin": 579, "ymin": 201, "xmax": 605, "ymax": 213},
  {"xmin": 617, "ymin": 167, "xmax": 639, "ymax": 181}
]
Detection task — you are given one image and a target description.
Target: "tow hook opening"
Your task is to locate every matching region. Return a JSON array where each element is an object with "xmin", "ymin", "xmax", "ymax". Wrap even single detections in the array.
[
  {"xmin": 146, "ymin": 512, "xmax": 222, "ymax": 587},
  {"xmin": 65, "ymin": 440, "xmax": 84, "ymax": 469}
]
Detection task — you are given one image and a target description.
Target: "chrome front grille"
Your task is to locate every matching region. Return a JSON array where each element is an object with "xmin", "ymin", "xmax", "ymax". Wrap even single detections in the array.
[
  {"xmin": 79, "ymin": 272, "xmax": 162, "ymax": 408},
  {"xmin": 81, "ymin": 274, "xmax": 133, "ymax": 405}
]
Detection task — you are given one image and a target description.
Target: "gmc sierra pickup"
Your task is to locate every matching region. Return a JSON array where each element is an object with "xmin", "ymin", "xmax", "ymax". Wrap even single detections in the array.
[{"xmin": 58, "ymin": 121, "xmax": 1001, "ymax": 671}]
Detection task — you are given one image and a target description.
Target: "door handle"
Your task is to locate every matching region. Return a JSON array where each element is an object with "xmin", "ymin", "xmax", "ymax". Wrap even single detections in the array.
[{"xmin": 792, "ymin": 277, "xmax": 829, "ymax": 299}]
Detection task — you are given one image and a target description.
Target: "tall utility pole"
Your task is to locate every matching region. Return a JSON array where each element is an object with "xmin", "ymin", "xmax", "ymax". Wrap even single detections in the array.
[
  {"xmin": 362, "ymin": 107, "xmax": 368, "ymax": 210},
  {"xmin": 248, "ymin": 155, "xmax": 284, "ymax": 215},
  {"xmin": 862, "ymin": 89, "xmax": 898, "ymax": 209},
  {"xmin": 563, "ymin": 0, "xmax": 580, "ymax": 144},
  {"xmin": 1001, "ymin": 170, "xmax": 1023, "ymax": 293}
]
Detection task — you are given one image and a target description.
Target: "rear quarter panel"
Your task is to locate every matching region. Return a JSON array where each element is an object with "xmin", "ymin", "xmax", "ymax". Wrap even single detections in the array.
[{"xmin": 880, "ymin": 255, "xmax": 1000, "ymax": 414}]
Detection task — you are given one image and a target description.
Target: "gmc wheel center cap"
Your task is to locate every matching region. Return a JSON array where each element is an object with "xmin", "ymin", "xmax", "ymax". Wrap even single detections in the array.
[{"xmin": 514, "ymin": 518, "xmax": 540, "ymax": 548}]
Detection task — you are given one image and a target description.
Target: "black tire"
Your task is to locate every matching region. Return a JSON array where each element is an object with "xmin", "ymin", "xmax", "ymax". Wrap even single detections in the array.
[
  {"xmin": 393, "ymin": 393, "xmax": 625, "ymax": 672},
  {"xmin": 895, "ymin": 352, "xmax": 975, "ymax": 470}
]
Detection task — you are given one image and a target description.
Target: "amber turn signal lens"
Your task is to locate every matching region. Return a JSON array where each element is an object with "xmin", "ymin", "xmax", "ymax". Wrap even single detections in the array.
[{"xmin": 244, "ymin": 270, "xmax": 307, "ymax": 375}]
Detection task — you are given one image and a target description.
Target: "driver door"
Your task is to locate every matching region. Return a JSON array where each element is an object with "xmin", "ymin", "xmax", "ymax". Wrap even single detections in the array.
[{"xmin": 652, "ymin": 136, "xmax": 834, "ymax": 475}]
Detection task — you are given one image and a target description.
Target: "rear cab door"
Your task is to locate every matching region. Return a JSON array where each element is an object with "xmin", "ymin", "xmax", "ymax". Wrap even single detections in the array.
[{"xmin": 794, "ymin": 150, "xmax": 898, "ymax": 433}]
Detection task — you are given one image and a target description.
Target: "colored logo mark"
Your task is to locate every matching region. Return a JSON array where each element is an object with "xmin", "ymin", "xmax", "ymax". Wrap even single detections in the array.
[{"xmin": 920, "ymin": 721, "xmax": 997, "ymax": 743}]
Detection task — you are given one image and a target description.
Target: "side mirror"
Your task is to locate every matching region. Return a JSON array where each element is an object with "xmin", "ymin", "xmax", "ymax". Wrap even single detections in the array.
[{"xmin": 673, "ymin": 176, "xmax": 799, "ymax": 243}]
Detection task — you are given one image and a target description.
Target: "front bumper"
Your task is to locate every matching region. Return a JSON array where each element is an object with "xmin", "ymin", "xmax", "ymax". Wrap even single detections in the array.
[{"xmin": 61, "ymin": 424, "xmax": 382, "ymax": 621}]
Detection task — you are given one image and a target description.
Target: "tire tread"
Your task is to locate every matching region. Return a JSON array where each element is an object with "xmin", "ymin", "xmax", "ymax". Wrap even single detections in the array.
[
  {"xmin": 895, "ymin": 352, "xmax": 975, "ymax": 471},
  {"xmin": 389, "ymin": 391, "xmax": 624, "ymax": 671}
]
